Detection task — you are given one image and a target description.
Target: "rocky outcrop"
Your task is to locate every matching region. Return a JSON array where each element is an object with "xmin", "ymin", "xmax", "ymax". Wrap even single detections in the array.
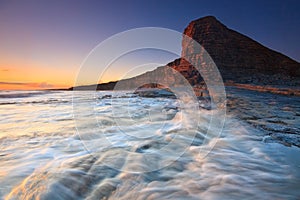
[
  {"xmin": 71, "ymin": 16, "xmax": 300, "ymax": 91},
  {"xmin": 226, "ymin": 86, "xmax": 300, "ymax": 147},
  {"xmin": 181, "ymin": 16, "xmax": 300, "ymax": 85},
  {"xmin": 69, "ymin": 81, "xmax": 117, "ymax": 90}
]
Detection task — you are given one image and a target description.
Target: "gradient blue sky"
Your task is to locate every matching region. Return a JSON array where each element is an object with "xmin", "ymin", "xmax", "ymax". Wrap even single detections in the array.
[{"xmin": 0, "ymin": 0, "xmax": 299, "ymax": 89}]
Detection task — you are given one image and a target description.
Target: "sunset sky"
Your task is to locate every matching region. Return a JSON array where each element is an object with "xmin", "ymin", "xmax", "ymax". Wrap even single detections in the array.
[{"xmin": 0, "ymin": 0, "xmax": 299, "ymax": 90}]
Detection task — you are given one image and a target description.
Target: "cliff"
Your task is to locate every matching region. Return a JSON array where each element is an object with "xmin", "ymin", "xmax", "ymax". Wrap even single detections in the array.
[
  {"xmin": 181, "ymin": 16, "xmax": 300, "ymax": 85},
  {"xmin": 71, "ymin": 16, "xmax": 300, "ymax": 91}
]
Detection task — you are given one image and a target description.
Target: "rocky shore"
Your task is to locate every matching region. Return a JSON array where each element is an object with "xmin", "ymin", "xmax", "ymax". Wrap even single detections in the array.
[{"xmin": 226, "ymin": 86, "xmax": 300, "ymax": 147}]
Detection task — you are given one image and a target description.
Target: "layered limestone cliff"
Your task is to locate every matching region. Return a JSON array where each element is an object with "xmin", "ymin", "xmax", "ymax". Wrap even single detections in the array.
[
  {"xmin": 70, "ymin": 16, "xmax": 300, "ymax": 92},
  {"xmin": 181, "ymin": 16, "xmax": 300, "ymax": 85}
]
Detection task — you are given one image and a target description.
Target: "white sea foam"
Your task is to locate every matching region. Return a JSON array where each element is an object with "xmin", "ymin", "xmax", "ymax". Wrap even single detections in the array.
[{"xmin": 0, "ymin": 90, "xmax": 299, "ymax": 199}]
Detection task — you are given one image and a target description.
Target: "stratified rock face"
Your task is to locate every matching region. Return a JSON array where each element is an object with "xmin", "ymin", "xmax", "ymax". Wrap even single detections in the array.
[
  {"xmin": 71, "ymin": 16, "xmax": 300, "ymax": 91},
  {"xmin": 124, "ymin": 16, "xmax": 300, "ymax": 88},
  {"xmin": 181, "ymin": 16, "xmax": 300, "ymax": 84}
]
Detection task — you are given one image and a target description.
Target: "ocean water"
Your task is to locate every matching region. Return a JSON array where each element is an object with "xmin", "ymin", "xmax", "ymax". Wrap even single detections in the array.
[{"xmin": 0, "ymin": 90, "xmax": 299, "ymax": 200}]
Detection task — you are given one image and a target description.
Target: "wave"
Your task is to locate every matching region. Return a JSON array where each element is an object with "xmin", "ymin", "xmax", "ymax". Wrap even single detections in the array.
[
  {"xmin": 0, "ymin": 91, "xmax": 299, "ymax": 199},
  {"xmin": 0, "ymin": 99, "xmax": 70, "ymax": 105},
  {"xmin": 0, "ymin": 91, "xmax": 50, "ymax": 98},
  {"xmin": 3, "ymin": 114, "xmax": 300, "ymax": 199}
]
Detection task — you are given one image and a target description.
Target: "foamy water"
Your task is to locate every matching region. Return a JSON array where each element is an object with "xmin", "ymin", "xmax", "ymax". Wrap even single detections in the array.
[{"xmin": 0, "ymin": 90, "xmax": 299, "ymax": 199}]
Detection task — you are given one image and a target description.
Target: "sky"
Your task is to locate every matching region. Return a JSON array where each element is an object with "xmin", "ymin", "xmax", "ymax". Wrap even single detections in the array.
[{"xmin": 0, "ymin": 0, "xmax": 299, "ymax": 90}]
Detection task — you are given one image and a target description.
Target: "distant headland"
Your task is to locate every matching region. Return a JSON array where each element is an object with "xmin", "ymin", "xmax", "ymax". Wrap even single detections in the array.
[{"xmin": 69, "ymin": 16, "xmax": 300, "ymax": 95}]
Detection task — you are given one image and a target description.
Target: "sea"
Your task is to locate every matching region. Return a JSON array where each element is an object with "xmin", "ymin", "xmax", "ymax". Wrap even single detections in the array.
[{"xmin": 0, "ymin": 90, "xmax": 299, "ymax": 199}]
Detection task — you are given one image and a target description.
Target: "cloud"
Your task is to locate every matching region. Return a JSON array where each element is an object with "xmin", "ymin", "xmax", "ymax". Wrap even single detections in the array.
[
  {"xmin": 1, "ymin": 69, "xmax": 9, "ymax": 72},
  {"xmin": 38, "ymin": 82, "xmax": 54, "ymax": 88},
  {"xmin": 0, "ymin": 82, "xmax": 26, "ymax": 85},
  {"xmin": 0, "ymin": 82, "xmax": 54, "ymax": 88}
]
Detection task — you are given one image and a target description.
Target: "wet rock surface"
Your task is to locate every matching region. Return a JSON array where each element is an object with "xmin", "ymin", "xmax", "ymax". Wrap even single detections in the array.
[
  {"xmin": 226, "ymin": 86, "xmax": 300, "ymax": 147},
  {"xmin": 134, "ymin": 88, "xmax": 177, "ymax": 99}
]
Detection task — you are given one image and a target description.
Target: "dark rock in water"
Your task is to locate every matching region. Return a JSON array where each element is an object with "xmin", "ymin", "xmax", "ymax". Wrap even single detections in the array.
[
  {"xmin": 198, "ymin": 96, "xmax": 212, "ymax": 110},
  {"xmin": 134, "ymin": 88, "xmax": 177, "ymax": 99},
  {"xmin": 134, "ymin": 140, "xmax": 166, "ymax": 153},
  {"xmin": 99, "ymin": 94, "xmax": 112, "ymax": 99},
  {"xmin": 270, "ymin": 133, "xmax": 300, "ymax": 147}
]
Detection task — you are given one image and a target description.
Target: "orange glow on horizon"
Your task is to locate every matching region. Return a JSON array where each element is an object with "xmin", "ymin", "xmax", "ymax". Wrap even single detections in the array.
[
  {"xmin": 0, "ymin": 60, "xmax": 76, "ymax": 90},
  {"xmin": 0, "ymin": 58, "xmax": 138, "ymax": 90},
  {"xmin": 0, "ymin": 82, "xmax": 70, "ymax": 90}
]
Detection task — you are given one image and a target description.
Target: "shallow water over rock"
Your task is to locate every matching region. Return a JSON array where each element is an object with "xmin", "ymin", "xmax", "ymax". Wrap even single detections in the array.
[{"xmin": 0, "ymin": 90, "xmax": 299, "ymax": 199}]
